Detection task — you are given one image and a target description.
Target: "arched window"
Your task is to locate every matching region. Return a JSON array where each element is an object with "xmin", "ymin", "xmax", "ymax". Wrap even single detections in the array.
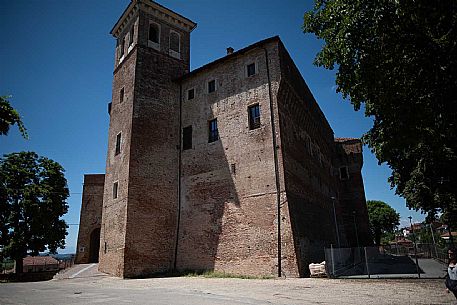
[
  {"xmin": 148, "ymin": 23, "xmax": 159, "ymax": 44},
  {"xmin": 169, "ymin": 31, "xmax": 180, "ymax": 53}
]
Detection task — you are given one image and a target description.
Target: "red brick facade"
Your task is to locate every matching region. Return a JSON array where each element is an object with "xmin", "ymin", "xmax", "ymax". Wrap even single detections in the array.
[{"xmin": 76, "ymin": 0, "xmax": 371, "ymax": 278}]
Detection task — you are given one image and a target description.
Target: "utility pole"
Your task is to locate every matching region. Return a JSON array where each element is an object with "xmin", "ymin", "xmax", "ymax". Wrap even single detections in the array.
[{"xmin": 429, "ymin": 223, "xmax": 438, "ymax": 258}]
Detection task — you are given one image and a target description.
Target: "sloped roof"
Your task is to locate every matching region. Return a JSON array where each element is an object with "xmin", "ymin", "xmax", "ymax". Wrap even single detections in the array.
[{"xmin": 23, "ymin": 256, "xmax": 59, "ymax": 266}]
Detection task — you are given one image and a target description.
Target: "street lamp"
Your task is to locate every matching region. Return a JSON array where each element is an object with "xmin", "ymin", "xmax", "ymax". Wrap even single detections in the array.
[
  {"xmin": 331, "ymin": 196, "xmax": 341, "ymax": 248},
  {"xmin": 408, "ymin": 216, "xmax": 421, "ymax": 278}
]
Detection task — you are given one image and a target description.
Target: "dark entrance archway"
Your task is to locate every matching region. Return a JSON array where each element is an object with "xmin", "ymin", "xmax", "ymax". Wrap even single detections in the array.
[{"xmin": 89, "ymin": 227, "xmax": 101, "ymax": 263}]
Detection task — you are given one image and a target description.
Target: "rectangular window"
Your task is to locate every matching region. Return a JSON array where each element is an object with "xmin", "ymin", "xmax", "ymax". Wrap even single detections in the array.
[
  {"xmin": 208, "ymin": 118, "xmax": 219, "ymax": 143},
  {"xmin": 120, "ymin": 88, "xmax": 124, "ymax": 104},
  {"xmin": 248, "ymin": 104, "xmax": 261, "ymax": 129},
  {"xmin": 182, "ymin": 126, "xmax": 192, "ymax": 150},
  {"xmin": 113, "ymin": 182, "xmax": 118, "ymax": 199},
  {"xmin": 339, "ymin": 166, "xmax": 349, "ymax": 180},
  {"xmin": 187, "ymin": 88, "xmax": 194, "ymax": 100},
  {"xmin": 115, "ymin": 133, "xmax": 121, "ymax": 155},
  {"xmin": 247, "ymin": 63, "xmax": 256, "ymax": 77},
  {"xmin": 149, "ymin": 23, "xmax": 159, "ymax": 43},
  {"xmin": 129, "ymin": 26, "xmax": 134, "ymax": 46},
  {"xmin": 208, "ymin": 80, "xmax": 216, "ymax": 93}
]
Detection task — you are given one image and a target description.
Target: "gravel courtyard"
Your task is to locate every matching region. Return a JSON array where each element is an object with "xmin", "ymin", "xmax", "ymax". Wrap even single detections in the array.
[{"xmin": 0, "ymin": 275, "xmax": 455, "ymax": 305}]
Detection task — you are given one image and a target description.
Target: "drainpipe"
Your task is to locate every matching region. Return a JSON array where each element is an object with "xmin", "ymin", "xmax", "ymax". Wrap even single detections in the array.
[
  {"xmin": 174, "ymin": 84, "xmax": 183, "ymax": 271},
  {"xmin": 263, "ymin": 47, "xmax": 282, "ymax": 277}
]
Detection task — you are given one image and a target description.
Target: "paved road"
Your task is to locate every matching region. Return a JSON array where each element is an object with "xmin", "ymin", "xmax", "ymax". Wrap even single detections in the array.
[{"xmin": 0, "ymin": 274, "xmax": 454, "ymax": 304}]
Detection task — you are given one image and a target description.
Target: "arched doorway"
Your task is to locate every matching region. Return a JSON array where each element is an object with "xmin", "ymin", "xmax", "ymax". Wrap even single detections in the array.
[{"xmin": 89, "ymin": 227, "xmax": 101, "ymax": 263}]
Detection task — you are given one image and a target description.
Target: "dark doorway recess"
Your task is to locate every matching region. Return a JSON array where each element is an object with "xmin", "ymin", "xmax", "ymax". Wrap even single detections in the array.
[{"xmin": 89, "ymin": 227, "xmax": 101, "ymax": 263}]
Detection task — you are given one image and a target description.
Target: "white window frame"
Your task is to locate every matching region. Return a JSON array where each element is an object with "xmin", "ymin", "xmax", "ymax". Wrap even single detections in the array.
[
  {"xmin": 169, "ymin": 30, "xmax": 181, "ymax": 59},
  {"xmin": 148, "ymin": 21, "xmax": 160, "ymax": 51}
]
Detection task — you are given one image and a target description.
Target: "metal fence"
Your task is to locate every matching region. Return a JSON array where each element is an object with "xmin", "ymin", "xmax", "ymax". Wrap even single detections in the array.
[{"xmin": 325, "ymin": 244, "xmax": 447, "ymax": 278}]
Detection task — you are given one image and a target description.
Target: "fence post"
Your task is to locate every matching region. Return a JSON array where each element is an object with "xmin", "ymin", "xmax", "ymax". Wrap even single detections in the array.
[{"xmin": 364, "ymin": 247, "xmax": 370, "ymax": 279}]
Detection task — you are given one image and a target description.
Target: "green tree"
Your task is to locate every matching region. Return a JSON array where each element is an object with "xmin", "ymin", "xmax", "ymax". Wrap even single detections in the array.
[
  {"xmin": 0, "ymin": 96, "xmax": 27, "ymax": 139},
  {"xmin": 367, "ymin": 200, "xmax": 400, "ymax": 246},
  {"xmin": 303, "ymin": 1, "xmax": 457, "ymax": 227},
  {"xmin": 0, "ymin": 152, "xmax": 69, "ymax": 274}
]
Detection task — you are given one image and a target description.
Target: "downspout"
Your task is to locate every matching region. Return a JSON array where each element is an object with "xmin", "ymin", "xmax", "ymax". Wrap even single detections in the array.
[
  {"xmin": 174, "ymin": 83, "xmax": 183, "ymax": 271},
  {"xmin": 263, "ymin": 47, "xmax": 282, "ymax": 277}
]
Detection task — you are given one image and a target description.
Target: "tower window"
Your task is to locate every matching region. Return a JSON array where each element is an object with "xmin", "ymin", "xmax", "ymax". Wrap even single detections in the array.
[
  {"xmin": 187, "ymin": 88, "xmax": 194, "ymax": 100},
  {"xmin": 115, "ymin": 132, "xmax": 121, "ymax": 155},
  {"xmin": 129, "ymin": 26, "xmax": 134, "ymax": 46},
  {"xmin": 119, "ymin": 88, "xmax": 124, "ymax": 104},
  {"xmin": 148, "ymin": 23, "xmax": 160, "ymax": 44},
  {"xmin": 119, "ymin": 37, "xmax": 125, "ymax": 58},
  {"xmin": 208, "ymin": 119, "xmax": 219, "ymax": 143},
  {"xmin": 208, "ymin": 80, "xmax": 216, "ymax": 93},
  {"xmin": 169, "ymin": 31, "xmax": 180, "ymax": 53},
  {"xmin": 113, "ymin": 182, "xmax": 118, "ymax": 199},
  {"xmin": 339, "ymin": 166, "xmax": 349, "ymax": 180},
  {"xmin": 248, "ymin": 104, "xmax": 260, "ymax": 129},
  {"xmin": 182, "ymin": 126, "xmax": 192, "ymax": 150},
  {"xmin": 247, "ymin": 63, "xmax": 256, "ymax": 77}
]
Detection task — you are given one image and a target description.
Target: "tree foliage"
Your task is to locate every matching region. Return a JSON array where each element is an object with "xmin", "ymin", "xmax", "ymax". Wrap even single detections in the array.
[
  {"xmin": 0, "ymin": 152, "xmax": 69, "ymax": 273},
  {"xmin": 303, "ymin": 1, "xmax": 457, "ymax": 223},
  {"xmin": 0, "ymin": 96, "xmax": 27, "ymax": 139},
  {"xmin": 367, "ymin": 200, "xmax": 400, "ymax": 246}
]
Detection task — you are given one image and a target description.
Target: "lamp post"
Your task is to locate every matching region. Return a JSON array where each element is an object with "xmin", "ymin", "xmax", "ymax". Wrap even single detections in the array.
[
  {"xmin": 331, "ymin": 197, "xmax": 341, "ymax": 248},
  {"xmin": 408, "ymin": 216, "xmax": 421, "ymax": 278}
]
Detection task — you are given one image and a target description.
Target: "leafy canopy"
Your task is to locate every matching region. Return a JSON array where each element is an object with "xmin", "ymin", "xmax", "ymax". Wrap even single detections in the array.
[
  {"xmin": 0, "ymin": 152, "xmax": 69, "ymax": 272},
  {"xmin": 367, "ymin": 200, "xmax": 400, "ymax": 246},
  {"xmin": 303, "ymin": 1, "xmax": 457, "ymax": 222},
  {"xmin": 0, "ymin": 96, "xmax": 27, "ymax": 139}
]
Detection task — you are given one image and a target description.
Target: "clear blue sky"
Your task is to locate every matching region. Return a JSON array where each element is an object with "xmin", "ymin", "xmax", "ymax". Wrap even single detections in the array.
[{"xmin": 0, "ymin": 0, "xmax": 424, "ymax": 254}]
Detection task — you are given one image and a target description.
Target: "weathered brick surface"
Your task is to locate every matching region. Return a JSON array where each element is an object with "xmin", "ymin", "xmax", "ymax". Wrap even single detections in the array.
[
  {"xmin": 75, "ymin": 174, "xmax": 104, "ymax": 264},
  {"xmin": 335, "ymin": 139, "xmax": 372, "ymax": 247},
  {"xmin": 78, "ymin": 0, "xmax": 371, "ymax": 279},
  {"xmin": 178, "ymin": 42, "xmax": 298, "ymax": 277}
]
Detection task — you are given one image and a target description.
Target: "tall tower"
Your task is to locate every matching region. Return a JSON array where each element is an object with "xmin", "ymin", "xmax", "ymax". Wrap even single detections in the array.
[{"xmin": 99, "ymin": 0, "xmax": 196, "ymax": 277}]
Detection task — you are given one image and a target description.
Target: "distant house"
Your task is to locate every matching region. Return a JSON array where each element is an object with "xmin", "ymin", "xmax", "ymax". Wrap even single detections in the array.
[
  {"xmin": 441, "ymin": 232, "xmax": 457, "ymax": 242},
  {"xmin": 23, "ymin": 256, "xmax": 59, "ymax": 273}
]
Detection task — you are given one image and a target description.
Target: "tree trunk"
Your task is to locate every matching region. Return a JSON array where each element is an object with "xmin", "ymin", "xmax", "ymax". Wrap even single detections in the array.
[{"xmin": 15, "ymin": 257, "xmax": 23, "ymax": 276}]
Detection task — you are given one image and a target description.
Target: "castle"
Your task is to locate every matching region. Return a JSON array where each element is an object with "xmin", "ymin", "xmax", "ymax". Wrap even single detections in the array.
[{"xmin": 75, "ymin": 0, "xmax": 371, "ymax": 278}]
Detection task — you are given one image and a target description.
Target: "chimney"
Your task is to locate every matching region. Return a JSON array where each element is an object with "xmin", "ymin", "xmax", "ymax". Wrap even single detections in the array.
[{"xmin": 226, "ymin": 47, "xmax": 234, "ymax": 55}]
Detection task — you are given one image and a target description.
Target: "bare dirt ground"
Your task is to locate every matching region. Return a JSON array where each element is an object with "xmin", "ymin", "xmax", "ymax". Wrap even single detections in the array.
[{"xmin": 0, "ymin": 275, "xmax": 455, "ymax": 305}]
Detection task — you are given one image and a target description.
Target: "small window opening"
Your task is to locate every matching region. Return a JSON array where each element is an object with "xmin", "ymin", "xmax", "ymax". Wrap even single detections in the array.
[
  {"xmin": 129, "ymin": 26, "xmax": 134, "ymax": 46},
  {"xmin": 231, "ymin": 163, "xmax": 236, "ymax": 175},
  {"xmin": 247, "ymin": 63, "xmax": 256, "ymax": 77},
  {"xmin": 339, "ymin": 166, "xmax": 349, "ymax": 180},
  {"xmin": 248, "ymin": 104, "xmax": 261, "ymax": 129},
  {"xmin": 115, "ymin": 133, "xmax": 121, "ymax": 155},
  {"xmin": 113, "ymin": 182, "xmax": 118, "ymax": 199},
  {"xmin": 170, "ymin": 31, "xmax": 180, "ymax": 53},
  {"xmin": 188, "ymin": 88, "xmax": 194, "ymax": 100},
  {"xmin": 208, "ymin": 80, "xmax": 216, "ymax": 93},
  {"xmin": 119, "ymin": 88, "xmax": 124, "ymax": 104},
  {"xmin": 183, "ymin": 126, "xmax": 192, "ymax": 150},
  {"xmin": 149, "ymin": 23, "xmax": 159, "ymax": 44},
  {"xmin": 208, "ymin": 119, "xmax": 219, "ymax": 143},
  {"xmin": 120, "ymin": 37, "xmax": 125, "ymax": 57}
]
